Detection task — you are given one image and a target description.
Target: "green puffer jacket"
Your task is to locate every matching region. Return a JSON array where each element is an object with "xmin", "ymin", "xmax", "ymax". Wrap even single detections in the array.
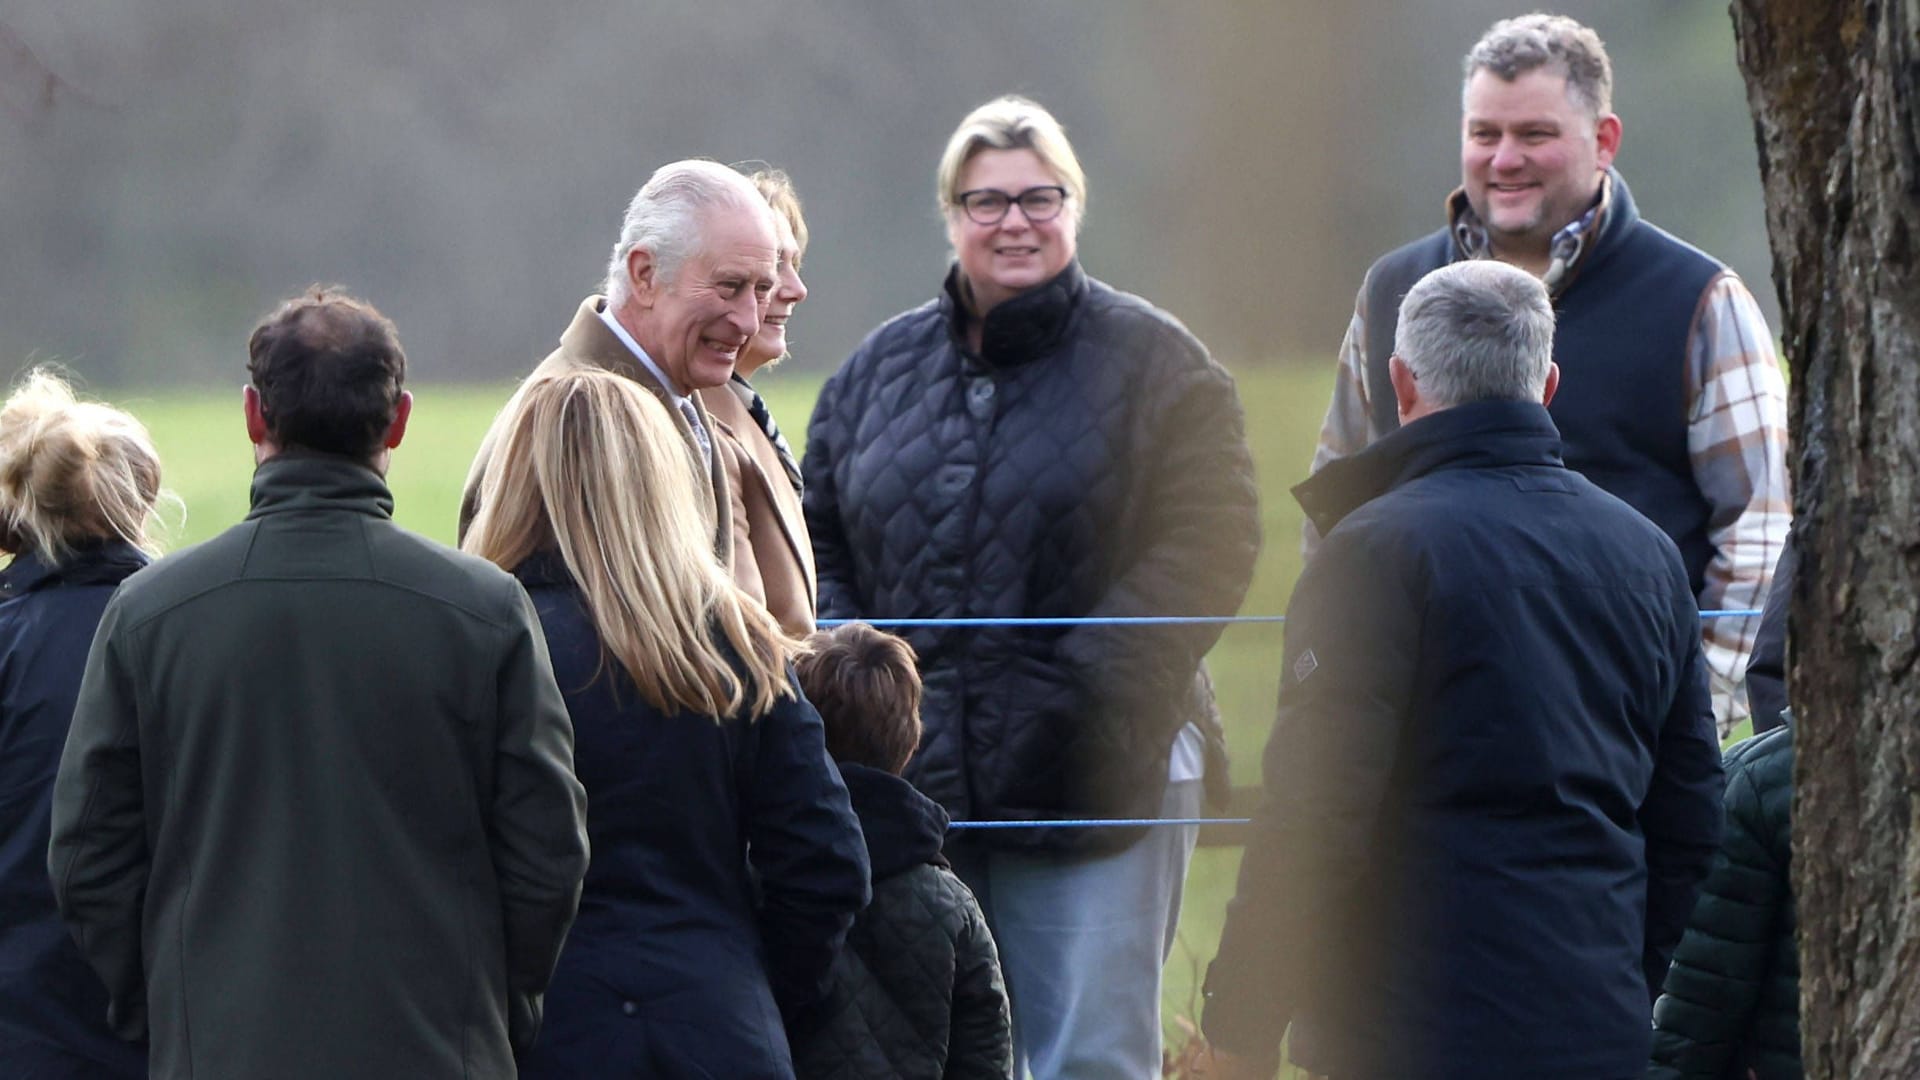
[{"xmin": 1649, "ymin": 724, "xmax": 1798, "ymax": 1079}]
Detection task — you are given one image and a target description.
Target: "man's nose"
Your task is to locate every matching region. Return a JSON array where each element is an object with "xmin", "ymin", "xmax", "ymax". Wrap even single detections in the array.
[
  {"xmin": 734, "ymin": 294, "xmax": 763, "ymax": 331},
  {"xmin": 1491, "ymin": 137, "xmax": 1526, "ymax": 171}
]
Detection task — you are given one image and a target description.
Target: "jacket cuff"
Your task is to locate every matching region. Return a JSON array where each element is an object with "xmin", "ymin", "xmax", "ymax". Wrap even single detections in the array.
[{"xmin": 1200, "ymin": 958, "xmax": 1286, "ymax": 1067}]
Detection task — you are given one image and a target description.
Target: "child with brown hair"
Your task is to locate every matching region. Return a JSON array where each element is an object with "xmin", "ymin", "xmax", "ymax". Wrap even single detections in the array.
[{"xmin": 790, "ymin": 621, "xmax": 1012, "ymax": 1080}]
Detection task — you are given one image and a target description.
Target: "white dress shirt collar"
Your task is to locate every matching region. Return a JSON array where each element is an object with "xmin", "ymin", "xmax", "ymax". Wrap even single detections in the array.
[{"xmin": 596, "ymin": 303, "xmax": 689, "ymax": 405}]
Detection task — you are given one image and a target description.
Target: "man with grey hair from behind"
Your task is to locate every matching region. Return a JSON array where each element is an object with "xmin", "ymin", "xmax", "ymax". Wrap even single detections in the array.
[
  {"xmin": 1204, "ymin": 262, "xmax": 1724, "ymax": 1078},
  {"xmin": 1305, "ymin": 12, "xmax": 1790, "ymax": 738},
  {"xmin": 460, "ymin": 159, "xmax": 781, "ymax": 566}
]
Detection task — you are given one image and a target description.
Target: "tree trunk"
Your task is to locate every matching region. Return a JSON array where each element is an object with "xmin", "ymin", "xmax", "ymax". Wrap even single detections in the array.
[{"xmin": 1729, "ymin": 1, "xmax": 1920, "ymax": 1076}]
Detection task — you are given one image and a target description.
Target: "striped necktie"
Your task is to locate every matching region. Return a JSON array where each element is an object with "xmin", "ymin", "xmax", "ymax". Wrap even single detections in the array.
[
  {"xmin": 677, "ymin": 398, "xmax": 712, "ymax": 471},
  {"xmin": 736, "ymin": 376, "xmax": 803, "ymax": 496}
]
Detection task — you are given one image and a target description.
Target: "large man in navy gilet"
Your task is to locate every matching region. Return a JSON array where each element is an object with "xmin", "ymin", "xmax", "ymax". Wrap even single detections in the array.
[{"xmin": 1307, "ymin": 15, "xmax": 1790, "ymax": 733}]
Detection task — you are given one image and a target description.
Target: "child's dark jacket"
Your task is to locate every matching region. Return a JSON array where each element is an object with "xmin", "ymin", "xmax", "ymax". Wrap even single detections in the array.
[{"xmin": 790, "ymin": 763, "xmax": 1012, "ymax": 1080}]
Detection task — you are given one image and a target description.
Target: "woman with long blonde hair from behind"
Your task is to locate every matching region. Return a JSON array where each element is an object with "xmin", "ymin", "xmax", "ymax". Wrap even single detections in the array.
[
  {"xmin": 463, "ymin": 369, "xmax": 868, "ymax": 1080},
  {"xmin": 0, "ymin": 368, "xmax": 165, "ymax": 1078}
]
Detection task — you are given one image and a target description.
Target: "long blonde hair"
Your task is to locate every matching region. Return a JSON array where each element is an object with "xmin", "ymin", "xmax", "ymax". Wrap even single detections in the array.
[
  {"xmin": 0, "ymin": 367, "xmax": 169, "ymax": 562},
  {"xmin": 463, "ymin": 369, "xmax": 795, "ymax": 718}
]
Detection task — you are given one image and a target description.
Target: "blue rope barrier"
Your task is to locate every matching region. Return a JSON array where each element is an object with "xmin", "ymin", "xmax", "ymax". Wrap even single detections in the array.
[
  {"xmin": 847, "ymin": 607, "xmax": 1764, "ymax": 834},
  {"xmin": 822, "ymin": 610, "xmax": 1759, "ymax": 628},
  {"xmin": 949, "ymin": 817, "xmax": 1250, "ymax": 830}
]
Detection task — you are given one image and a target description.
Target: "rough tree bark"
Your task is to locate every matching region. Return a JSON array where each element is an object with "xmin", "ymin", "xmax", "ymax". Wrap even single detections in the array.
[{"xmin": 1729, "ymin": 1, "xmax": 1920, "ymax": 1076}]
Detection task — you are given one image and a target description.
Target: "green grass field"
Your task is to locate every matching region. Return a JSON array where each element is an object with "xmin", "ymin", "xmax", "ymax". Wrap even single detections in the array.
[{"xmin": 123, "ymin": 363, "xmax": 1332, "ymax": 1070}]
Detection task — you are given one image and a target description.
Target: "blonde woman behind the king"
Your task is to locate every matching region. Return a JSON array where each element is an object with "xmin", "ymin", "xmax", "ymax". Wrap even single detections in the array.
[{"xmin": 463, "ymin": 368, "xmax": 869, "ymax": 1080}]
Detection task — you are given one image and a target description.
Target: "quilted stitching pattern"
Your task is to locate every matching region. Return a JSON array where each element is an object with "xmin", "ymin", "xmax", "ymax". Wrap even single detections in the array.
[
  {"xmin": 790, "ymin": 867, "xmax": 1009, "ymax": 1080},
  {"xmin": 803, "ymin": 265, "xmax": 1260, "ymax": 852},
  {"xmin": 1650, "ymin": 727, "xmax": 1798, "ymax": 1078}
]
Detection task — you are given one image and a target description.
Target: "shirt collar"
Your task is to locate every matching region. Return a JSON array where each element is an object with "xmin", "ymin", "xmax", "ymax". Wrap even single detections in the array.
[
  {"xmin": 596, "ymin": 304, "xmax": 690, "ymax": 406},
  {"xmin": 1448, "ymin": 172, "xmax": 1611, "ymax": 295}
]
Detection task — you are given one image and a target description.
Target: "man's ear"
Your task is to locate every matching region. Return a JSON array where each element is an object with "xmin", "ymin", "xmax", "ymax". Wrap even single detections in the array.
[
  {"xmin": 1540, "ymin": 362, "xmax": 1561, "ymax": 408},
  {"xmin": 1595, "ymin": 113, "xmax": 1622, "ymax": 170},
  {"xmin": 383, "ymin": 391, "xmax": 413, "ymax": 450},
  {"xmin": 626, "ymin": 246, "xmax": 658, "ymax": 306},
  {"xmin": 243, "ymin": 385, "xmax": 270, "ymax": 445},
  {"xmin": 1389, "ymin": 354, "xmax": 1421, "ymax": 419}
]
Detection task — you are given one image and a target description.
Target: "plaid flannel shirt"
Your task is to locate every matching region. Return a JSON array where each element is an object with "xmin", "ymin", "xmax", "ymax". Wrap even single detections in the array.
[{"xmin": 1307, "ymin": 187, "xmax": 1790, "ymax": 735}]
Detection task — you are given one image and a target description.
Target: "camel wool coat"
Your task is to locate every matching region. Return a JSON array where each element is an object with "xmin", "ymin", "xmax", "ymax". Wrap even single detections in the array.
[
  {"xmin": 702, "ymin": 376, "xmax": 815, "ymax": 635},
  {"xmin": 459, "ymin": 296, "xmax": 733, "ymax": 563}
]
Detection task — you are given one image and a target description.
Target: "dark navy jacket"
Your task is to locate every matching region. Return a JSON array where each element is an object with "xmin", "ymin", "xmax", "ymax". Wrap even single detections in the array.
[
  {"xmin": 1744, "ymin": 532, "xmax": 1795, "ymax": 730},
  {"xmin": 804, "ymin": 260, "xmax": 1260, "ymax": 851},
  {"xmin": 1204, "ymin": 401, "xmax": 1724, "ymax": 1080},
  {"xmin": 1357, "ymin": 171, "xmax": 1725, "ymax": 597},
  {"xmin": 512, "ymin": 555, "xmax": 870, "ymax": 1080},
  {"xmin": 0, "ymin": 542, "xmax": 148, "ymax": 1078}
]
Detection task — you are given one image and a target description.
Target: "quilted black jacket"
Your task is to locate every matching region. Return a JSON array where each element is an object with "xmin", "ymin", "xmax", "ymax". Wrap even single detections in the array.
[
  {"xmin": 1650, "ymin": 724, "xmax": 1799, "ymax": 1079},
  {"xmin": 803, "ymin": 261, "xmax": 1260, "ymax": 851},
  {"xmin": 790, "ymin": 764, "xmax": 1011, "ymax": 1080}
]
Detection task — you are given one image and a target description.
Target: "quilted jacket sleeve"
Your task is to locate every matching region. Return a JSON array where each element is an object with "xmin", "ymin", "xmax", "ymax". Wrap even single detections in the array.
[
  {"xmin": 944, "ymin": 878, "xmax": 1013, "ymax": 1080},
  {"xmin": 747, "ymin": 683, "xmax": 872, "ymax": 1017},
  {"xmin": 1638, "ymin": 626, "xmax": 1726, "ymax": 1004},
  {"xmin": 1053, "ymin": 326, "xmax": 1260, "ymax": 734},
  {"xmin": 802, "ymin": 365, "xmax": 861, "ymax": 622},
  {"xmin": 1648, "ymin": 739, "xmax": 1790, "ymax": 1078},
  {"xmin": 48, "ymin": 599, "xmax": 151, "ymax": 1041}
]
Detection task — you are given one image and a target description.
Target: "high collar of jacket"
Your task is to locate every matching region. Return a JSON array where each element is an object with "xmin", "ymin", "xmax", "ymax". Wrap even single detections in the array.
[
  {"xmin": 837, "ymin": 762, "xmax": 950, "ymax": 880},
  {"xmin": 1445, "ymin": 167, "xmax": 1642, "ymax": 290},
  {"xmin": 940, "ymin": 259, "xmax": 1089, "ymax": 371},
  {"xmin": 1293, "ymin": 399, "xmax": 1565, "ymax": 536},
  {"xmin": 247, "ymin": 450, "xmax": 395, "ymax": 521},
  {"xmin": 510, "ymin": 549, "xmax": 571, "ymax": 590},
  {"xmin": 0, "ymin": 539, "xmax": 149, "ymax": 598}
]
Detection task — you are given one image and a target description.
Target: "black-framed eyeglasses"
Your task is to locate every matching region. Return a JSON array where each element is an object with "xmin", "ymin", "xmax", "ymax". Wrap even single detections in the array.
[{"xmin": 955, "ymin": 185, "xmax": 1069, "ymax": 225}]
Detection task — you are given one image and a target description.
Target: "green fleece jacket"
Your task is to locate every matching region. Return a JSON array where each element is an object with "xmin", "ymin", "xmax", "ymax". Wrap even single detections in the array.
[{"xmin": 49, "ymin": 453, "xmax": 589, "ymax": 1080}]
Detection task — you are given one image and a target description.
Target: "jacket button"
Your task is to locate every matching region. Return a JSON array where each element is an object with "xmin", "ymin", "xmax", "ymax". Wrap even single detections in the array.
[
  {"xmin": 621, "ymin": 1001, "xmax": 638, "ymax": 1017},
  {"xmin": 967, "ymin": 378, "xmax": 995, "ymax": 419}
]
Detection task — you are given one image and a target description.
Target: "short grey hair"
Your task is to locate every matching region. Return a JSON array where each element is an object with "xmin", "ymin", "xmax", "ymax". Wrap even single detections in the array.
[
  {"xmin": 1463, "ymin": 14, "xmax": 1613, "ymax": 119},
  {"xmin": 1394, "ymin": 262, "xmax": 1555, "ymax": 408},
  {"xmin": 605, "ymin": 160, "xmax": 772, "ymax": 304}
]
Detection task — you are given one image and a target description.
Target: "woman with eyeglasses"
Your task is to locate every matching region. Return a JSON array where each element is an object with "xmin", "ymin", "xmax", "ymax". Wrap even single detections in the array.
[{"xmin": 800, "ymin": 95, "xmax": 1260, "ymax": 1079}]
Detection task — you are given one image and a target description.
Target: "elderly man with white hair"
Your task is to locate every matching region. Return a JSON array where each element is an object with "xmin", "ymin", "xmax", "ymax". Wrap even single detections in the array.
[
  {"xmin": 461, "ymin": 159, "xmax": 780, "ymax": 558},
  {"xmin": 1203, "ymin": 260, "xmax": 1725, "ymax": 1080}
]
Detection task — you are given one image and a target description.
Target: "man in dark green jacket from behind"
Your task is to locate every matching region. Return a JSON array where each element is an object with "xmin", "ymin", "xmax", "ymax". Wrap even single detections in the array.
[{"xmin": 49, "ymin": 288, "xmax": 591, "ymax": 1079}]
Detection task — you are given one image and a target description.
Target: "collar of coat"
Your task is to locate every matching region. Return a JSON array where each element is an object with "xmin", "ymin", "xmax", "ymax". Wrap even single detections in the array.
[
  {"xmin": 939, "ymin": 258, "xmax": 1090, "ymax": 370},
  {"xmin": 0, "ymin": 539, "xmax": 149, "ymax": 598},
  {"xmin": 836, "ymin": 762, "xmax": 951, "ymax": 880},
  {"xmin": 1444, "ymin": 167, "xmax": 1641, "ymax": 298},
  {"xmin": 247, "ymin": 450, "xmax": 396, "ymax": 522},
  {"xmin": 1292, "ymin": 399, "xmax": 1567, "ymax": 537}
]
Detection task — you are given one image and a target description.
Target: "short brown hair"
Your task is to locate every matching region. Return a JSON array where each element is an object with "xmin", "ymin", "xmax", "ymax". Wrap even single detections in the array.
[
  {"xmin": 795, "ymin": 622, "xmax": 923, "ymax": 774},
  {"xmin": 246, "ymin": 286, "xmax": 407, "ymax": 461},
  {"xmin": 1464, "ymin": 14, "xmax": 1613, "ymax": 119}
]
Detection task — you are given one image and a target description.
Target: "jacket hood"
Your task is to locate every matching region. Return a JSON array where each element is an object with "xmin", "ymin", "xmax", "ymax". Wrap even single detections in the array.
[
  {"xmin": 939, "ymin": 259, "xmax": 1089, "ymax": 371},
  {"xmin": 0, "ymin": 539, "xmax": 149, "ymax": 599},
  {"xmin": 1293, "ymin": 399, "xmax": 1564, "ymax": 536},
  {"xmin": 247, "ymin": 451, "xmax": 395, "ymax": 521},
  {"xmin": 837, "ymin": 762, "xmax": 949, "ymax": 880}
]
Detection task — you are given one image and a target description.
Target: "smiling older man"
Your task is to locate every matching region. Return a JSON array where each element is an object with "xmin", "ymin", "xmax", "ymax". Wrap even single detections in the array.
[
  {"xmin": 460, "ymin": 159, "xmax": 780, "ymax": 560},
  {"xmin": 1304, "ymin": 14, "xmax": 1789, "ymax": 736}
]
